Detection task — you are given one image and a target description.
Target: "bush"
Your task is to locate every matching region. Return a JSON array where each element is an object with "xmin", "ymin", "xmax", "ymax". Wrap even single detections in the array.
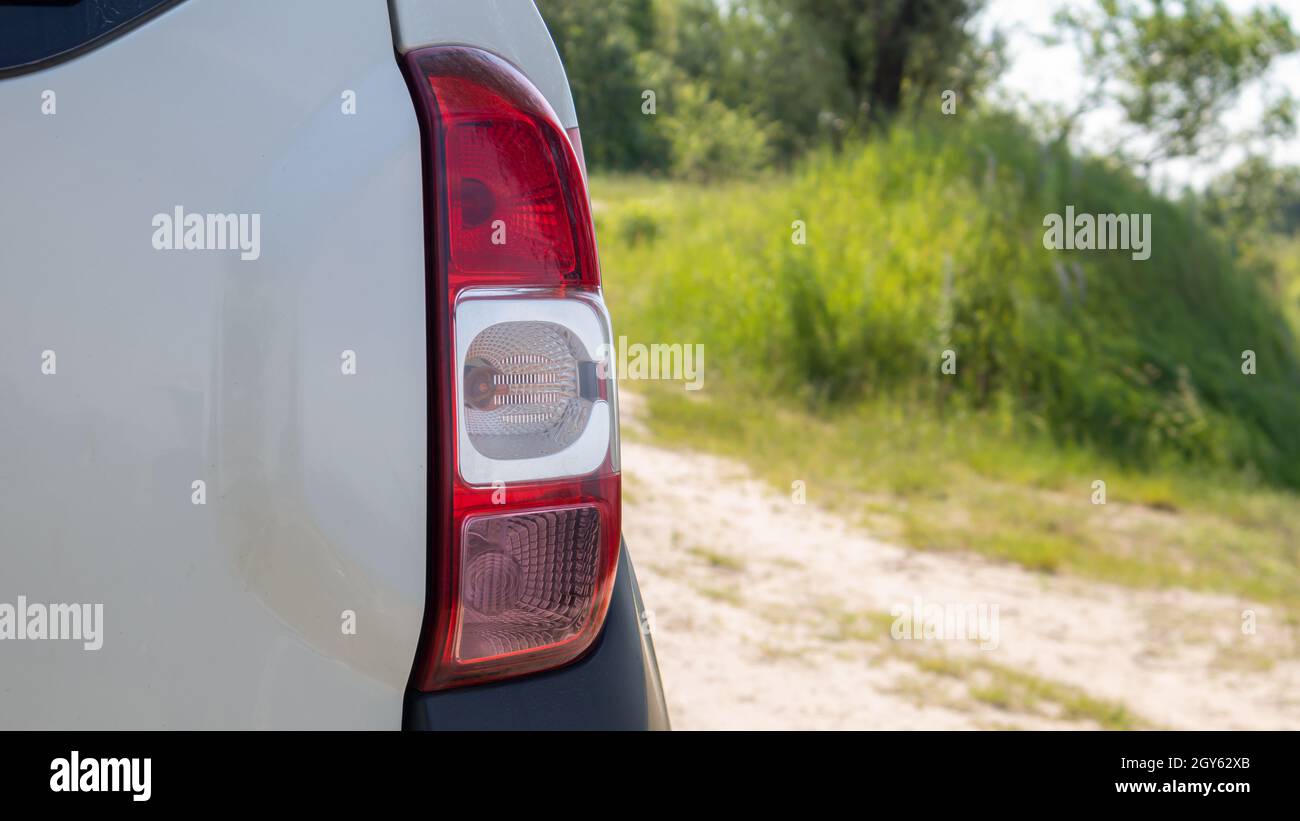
[
  {"xmin": 614, "ymin": 203, "xmax": 663, "ymax": 246},
  {"xmin": 661, "ymin": 82, "xmax": 773, "ymax": 181},
  {"xmin": 596, "ymin": 115, "xmax": 1300, "ymax": 487}
]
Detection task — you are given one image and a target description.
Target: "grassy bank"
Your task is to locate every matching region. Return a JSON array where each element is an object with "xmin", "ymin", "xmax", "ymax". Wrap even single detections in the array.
[
  {"xmin": 593, "ymin": 115, "xmax": 1300, "ymax": 607},
  {"xmin": 596, "ymin": 115, "xmax": 1300, "ymax": 485}
]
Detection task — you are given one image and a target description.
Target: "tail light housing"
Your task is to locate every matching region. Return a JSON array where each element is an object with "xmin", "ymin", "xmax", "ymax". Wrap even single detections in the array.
[{"xmin": 405, "ymin": 46, "xmax": 620, "ymax": 690}]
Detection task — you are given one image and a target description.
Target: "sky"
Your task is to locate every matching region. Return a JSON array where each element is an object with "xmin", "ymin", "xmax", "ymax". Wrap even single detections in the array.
[{"xmin": 979, "ymin": 0, "xmax": 1300, "ymax": 189}]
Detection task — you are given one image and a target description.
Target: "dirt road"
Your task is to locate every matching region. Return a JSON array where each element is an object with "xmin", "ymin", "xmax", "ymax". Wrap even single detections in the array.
[{"xmin": 619, "ymin": 398, "xmax": 1300, "ymax": 730}]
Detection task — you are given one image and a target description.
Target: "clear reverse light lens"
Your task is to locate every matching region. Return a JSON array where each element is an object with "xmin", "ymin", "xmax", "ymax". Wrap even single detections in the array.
[
  {"xmin": 455, "ymin": 294, "xmax": 615, "ymax": 486},
  {"xmin": 463, "ymin": 320, "xmax": 596, "ymax": 460}
]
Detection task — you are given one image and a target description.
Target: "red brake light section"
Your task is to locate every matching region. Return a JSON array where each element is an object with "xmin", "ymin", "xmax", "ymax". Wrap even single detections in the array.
[
  {"xmin": 417, "ymin": 48, "xmax": 599, "ymax": 291},
  {"xmin": 445, "ymin": 114, "xmax": 576, "ymax": 275},
  {"xmin": 405, "ymin": 46, "xmax": 620, "ymax": 691}
]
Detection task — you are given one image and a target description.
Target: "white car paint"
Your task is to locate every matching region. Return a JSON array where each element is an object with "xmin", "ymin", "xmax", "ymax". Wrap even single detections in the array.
[{"xmin": 0, "ymin": 0, "xmax": 572, "ymax": 728}]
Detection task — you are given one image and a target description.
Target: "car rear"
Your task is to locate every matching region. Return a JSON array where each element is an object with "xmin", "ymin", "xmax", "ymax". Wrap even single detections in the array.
[{"xmin": 0, "ymin": 0, "xmax": 666, "ymax": 730}]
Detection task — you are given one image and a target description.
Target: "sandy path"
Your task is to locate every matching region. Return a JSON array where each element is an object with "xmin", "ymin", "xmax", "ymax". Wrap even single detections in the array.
[{"xmin": 619, "ymin": 401, "xmax": 1300, "ymax": 730}]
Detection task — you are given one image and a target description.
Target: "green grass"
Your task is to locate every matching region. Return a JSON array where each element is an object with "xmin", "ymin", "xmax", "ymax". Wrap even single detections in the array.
[
  {"xmin": 595, "ymin": 114, "xmax": 1300, "ymax": 488},
  {"xmin": 915, "ymin": 654, "xmax": 1146, "ymax": 730},
  {"xmin": 693, "ymin": 582, "xmax": 744, "ymax": 606},
  {"xmin": 805, "ymin": 599, "xmax": 1147, "ymax": 728},
  {"xmin": 687, "ymin": 545, "xmax": 747, "ymax": 572},
  {"xmin": 593, "ymin": 114, "xmax": 1300, "ymax": 608}
]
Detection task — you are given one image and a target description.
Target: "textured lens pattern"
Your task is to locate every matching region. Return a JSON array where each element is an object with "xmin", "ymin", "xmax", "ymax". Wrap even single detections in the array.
[
  {"xmin": 444, "ymin": 116, "xmax": 576, "ymax": 276},
  {"xmin": 464, "ymin": 320, "xmax": 594, "ymax": 459},
  {"xmin": 458, "ymin": 507, "xmax": 601, "ymax": 661}
]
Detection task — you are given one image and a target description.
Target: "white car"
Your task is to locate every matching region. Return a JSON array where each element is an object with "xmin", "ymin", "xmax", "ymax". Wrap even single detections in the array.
[{"xmin": 0, "ymin": 0, "xmax": 668, "ymax": 730}]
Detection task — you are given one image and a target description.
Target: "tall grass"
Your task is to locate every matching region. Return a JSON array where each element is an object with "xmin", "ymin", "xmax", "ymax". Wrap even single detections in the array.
[{"xmin": 596, "ymin": 114, "xmax": 1300, "ymax": 488}]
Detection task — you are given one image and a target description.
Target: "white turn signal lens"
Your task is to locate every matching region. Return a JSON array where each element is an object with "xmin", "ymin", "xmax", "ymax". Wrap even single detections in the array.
[{"xmin": 454, "ymin": 294, "xmax": 615, "ymax": 485}]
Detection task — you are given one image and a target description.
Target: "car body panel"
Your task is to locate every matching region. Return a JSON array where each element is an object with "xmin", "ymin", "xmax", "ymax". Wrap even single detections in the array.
[
  {"xmin": 1, "ymin": 0, "xmax": 667, "ymax": 731},
  {"xmin": 0, "ymin": 0, "xmax": 426, "ymax": 728}
]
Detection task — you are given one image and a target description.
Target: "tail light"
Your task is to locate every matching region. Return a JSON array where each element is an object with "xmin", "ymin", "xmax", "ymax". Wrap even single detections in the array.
[{"xmin": 404, "ymin": 47, "xmax": 620, "ymax": 690}]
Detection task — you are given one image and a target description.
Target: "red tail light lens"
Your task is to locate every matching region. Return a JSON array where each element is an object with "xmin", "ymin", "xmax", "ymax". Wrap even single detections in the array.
[
  {"xmin": 405, "ymin": 46, "xmax": 620, "ymax": 690},
  {"xmin": 418, "ymin": 48, "xmax": 599, "ymax": 292},
  {"xmin": 445, "ymin": 114, "xmax": 576, "ymax": 275}
]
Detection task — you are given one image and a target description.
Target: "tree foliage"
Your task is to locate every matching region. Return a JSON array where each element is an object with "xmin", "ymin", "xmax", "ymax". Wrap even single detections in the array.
[
  {"xmin": 542, "ymin": 0, "xmax": 1299, "ymax": 183},
  {"xmin": 539, "ymin": 0, "xmax": 999, "ymax": 174},
  {"xmin": 782, "ymin": 0, "xmax": 991, "ymax": 121},
  {"xmin": 1204, "ymin": 155, "xmax": 1300, "ymax": 236},
  {"xmin": 1052, "ymin": 0, "xmax": 1298, "ymax": 169}
]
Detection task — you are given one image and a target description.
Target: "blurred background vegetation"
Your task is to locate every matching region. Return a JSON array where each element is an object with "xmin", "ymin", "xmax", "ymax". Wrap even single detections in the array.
[{"xmin": 539, "ymin": 0, "xmax": 1300, "ymax": 606}]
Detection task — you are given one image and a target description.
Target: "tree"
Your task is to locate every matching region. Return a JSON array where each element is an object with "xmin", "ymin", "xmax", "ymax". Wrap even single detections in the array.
[
  {"xmin": 1205, "ymin": 156, "xmax": 1300, "ymax": 236},
  {"xmin": 1052, "ymin": 0, "xmax": 1299, "ymax": 172},
  {"xmin": 783, "ymin": 0, "xmax": 991, "ymax": 123},
  {"xmin": 540, "ymin": 0, "xmax": 1001, "ymax": 172},
  {"xmin": 540, "ymin": 0, "xmax": 668, "ymax": 170},
  {"xmin": 661, "ymin": 81, "xmax": 774, "ymax": 180},
  {"xmin": 689, "ymin": 0, "xmax": 855, "ymax": 159}
]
